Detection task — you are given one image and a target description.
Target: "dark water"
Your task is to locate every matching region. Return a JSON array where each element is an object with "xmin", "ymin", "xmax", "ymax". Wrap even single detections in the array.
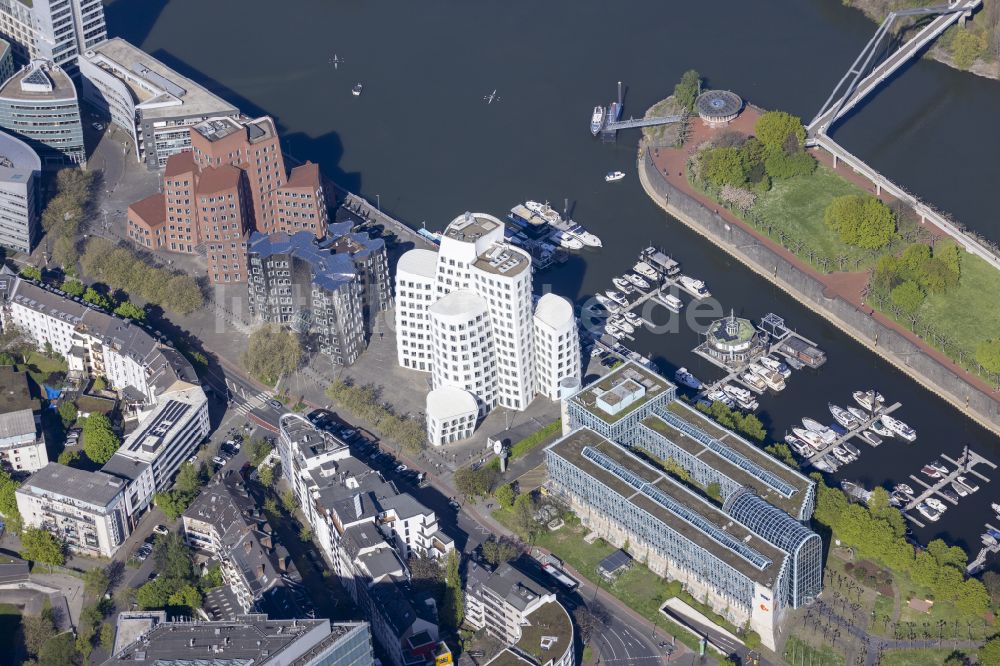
[{"xmin": 106, "ymin": 0, "xmax": 1000, "ymax": 558}]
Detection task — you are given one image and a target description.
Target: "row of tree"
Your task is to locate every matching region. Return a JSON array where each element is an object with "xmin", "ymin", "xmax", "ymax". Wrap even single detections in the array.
[
  {"xmin": 40, "ymin": 168, "xmax": 94, "ymax": 271},
  {"xmin": 812, "ymin": 477, "xmax": 991, "ymax": 617},
  {"xmin": 694, "ymin": 400, "xmax": 767, "ymax": 441},
  {"xmin": 80, "ymin": 237, "xmax": 203, "ymax": 316},
  {"xmin": 325, "ymin": 379, "xmax": 426, "ymax": 453}
]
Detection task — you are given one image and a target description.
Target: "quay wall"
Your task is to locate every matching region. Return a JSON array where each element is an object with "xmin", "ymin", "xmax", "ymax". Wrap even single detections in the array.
[{"xmin": 637, "ymin": 147, "xmax": 1000, "ymax": 436}]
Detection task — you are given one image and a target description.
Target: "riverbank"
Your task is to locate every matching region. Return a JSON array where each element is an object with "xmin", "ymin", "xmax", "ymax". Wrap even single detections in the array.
[{"xmin": 636, "ymin": 121, "xmax": 1000, "ymax": 437}]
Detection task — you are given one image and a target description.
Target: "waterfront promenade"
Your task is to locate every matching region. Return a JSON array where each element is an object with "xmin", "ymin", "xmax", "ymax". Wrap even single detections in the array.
[{"xmin": 637, "ymin": 106, "xmax": 1000, "ymax": 436}]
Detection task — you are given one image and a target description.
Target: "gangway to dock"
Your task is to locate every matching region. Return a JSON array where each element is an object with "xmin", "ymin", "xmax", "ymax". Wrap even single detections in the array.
[
  {"xmin": 592, "ymin": 80, "xmax": 686, "ymax": 140},
  {"xmin": 967, "ymin": 523, "xmax": 1000, "ymax": 575}
]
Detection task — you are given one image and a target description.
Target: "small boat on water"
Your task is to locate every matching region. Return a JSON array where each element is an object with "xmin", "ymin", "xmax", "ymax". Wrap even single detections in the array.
[
  {"xmin": 950, "ymin": 481, "xmax": 969, "ymax": 497},
  {"xmin": 921, "ymin": 465, "xmax": 941, "ymax": 479},
  {"xmin": 760, "ymin": 356, "xmax": 791, "ymax": 378},
  {"xmin": 889, "ymin": 492, "xmax": 907, "ymax": 507},
  {"xmin": 785, "ymin": 435, "xmax": 811, "ymax": 456},
  {"xmin": 940, "ymin": 488, "xmax": 961, "ymax": 503},
  {"xmin": 847, "ymin": 406, "xmax": 870, "ymax": 423},
  {"xmin": 594, "ymin": 294, "xmax": 621, "ymax": 313},
  {"xmin": 793, "ymin": 427, "xmax": 826, "ymax": 449},
  {"xmin": 623, "ymin": 311, "xmax": 641, "ymax": 327},
  {"xmin": 613, "ymin": 277, "xmax": 632, "ymax": 291},
  {"xmin": 605, "ymin": 171, "xmax": 626, "ymax": 182},
  {"xmin": 678, "ymin": 275, "xmax": 711, "ymax": 299},
  {"xmin": 723, "ymin": 384, "xmax": 758, "ymax": 411},
  {"xmin": 931, "ymin": 462, "xmax": 949, "ymax": 475},
  {"xmin": 881, "ymin": 415, "xmax": 916, "ymax": 442},
  {"xmin": 612, "ymin": 318, "xmax": 635, "ymax": 334},
  {"xmin": 591, "ymin": 106, "xmax": 606, "ymax": 135},
  {"xmin": 749, "ymin": 363, "xmax": 785, "ymax": 391},
  {"xmin": 957, "ymin": 476, "xmax": 979, "ymax": 493},
  {"xmin": 633, "ymin": 261, "xmax": 658, "ymax": 280},
  {"xmin": 740, "ymin": 372, "xmax": 766, "ymax": 391},
  {"xmin": 858, "ymin": 430, "xmax": 883, "ymax": 447},
  {"xmin": 659, "ymin": 293, "xmax": 683, "ymax": 314},
  {"xmin": 852, "ymin": 390, "xmax": 885, "ymax": 412},
  {"xmin": 916, "ymin": 502, "xmax": 941, "ymax": 522},
  {"xmin": 868, "ymin": 419, "xmax": 893, "ymax": 437},
  {"xmin": 925, "ymin": 497, "xmax": 947, "ymax": 513},
  {"xmin": 605, "ymin": 290, "xmax": 629, "ymax": 307},
  {"xmin": 551, "ymin": 230, "xmax": 583, "ymax": 250},
  {"xmin": 674, "ymin": 367, "xmax": 702, "ymax": 390},
  {"xmin": 626, "ymin": 273, "xmax": 650, "ymax": 290},
  {"xmin": 829, "ymin": 403, "xmax": 861, "ymax": 430},
  {"xmin": 813, "ymin": 456, "xmax": 837, "ymax": 473},
  {"xmin": 991, "ymin": 502, "xmax": 1000, "ymax": 514},
  {"xmin": 832, "ymin": 447, "xmax": 853, "ymax": 464},
  {"xmin": 706, "ymin": 389, "xmax": 736, "ymax": 409},
  {"xmin": 843, "ymin": 442, "xmax": 861, "ymax": 458},
  {"xmin": 782, "ymin": 355, "xmax": 805, "ymax": 371},
  {"xmin": 801, "ymin": 418, "xmax": 837, "ymax": 443},
  {"xmin": 894, "ymin": 483, "xmax": 914, "ymax": 496},
  {"xmin": 984, "ymin": 533, "xmax": 999, "ymax": 546},
  {"xmin": 352, "ymin": 82, "xmax": 364, "ymax": 96}
]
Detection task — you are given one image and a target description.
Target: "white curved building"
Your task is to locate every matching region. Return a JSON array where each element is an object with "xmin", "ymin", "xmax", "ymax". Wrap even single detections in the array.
[
  {"xmin": 426, "ymin": 386, "xmax": 479, "ymax": 446},
  {"xmin": 533, "ymin": 293, "xmax": 581, "ymax": 400},
  {"xmin": 395, "ymin": 212, "xmax": 580, "ymax": 446},
  {"xmin": 395, "ymin": 248, "xmax": 438, "ymax": 371}
]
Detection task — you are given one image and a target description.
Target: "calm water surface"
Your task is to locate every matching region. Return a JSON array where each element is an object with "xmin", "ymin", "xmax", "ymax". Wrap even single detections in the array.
[{"xmin": 106, "ymin": 0, "xmax": 1000, "ymax": 557}]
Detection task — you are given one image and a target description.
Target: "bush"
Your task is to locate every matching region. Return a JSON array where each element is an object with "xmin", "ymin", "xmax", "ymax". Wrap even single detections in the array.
[
  {"xmin": 891, "ymin": 280, "xmax": 925, "ymax": 314},
  {"xmin": 763, "ymin": 148, "xmax": 816, "ymax": 180},
  {"xmin": 509, "ymin": 421, "xmax": 561, "ymax": 460},
  {"xmin": 823, "ymin": 194, "xmax": 896, "ymax": 249},
  {"xmin": 325, "ymin": 380, "xmax": 425, "ymax": 453},
  {"xmin": 754, "ymin": 111, "xmax": 805, "ymax": 152}
]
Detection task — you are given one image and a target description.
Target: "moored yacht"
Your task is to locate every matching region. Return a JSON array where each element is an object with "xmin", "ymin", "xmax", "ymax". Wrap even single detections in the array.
[
  {"xmin": 626, "ymin": 273, "xmax": 650, "ymax": 290},
  {"xmin": 748, "ymin": 363, "xmax": 785, "ymax": 391},
  {"xmin": 633, "ymin": 261, "xmax": 658, "ymax": 280},
  {"xmin": 957, "ymin": 476, "xmax": 979, "ymax": 493},
  {"xmin": 760, "ymin": 355, "xmax": 791, "ymax": 378},
  {"xmin": 605, "ymin": 171, "xmax": 626, "ymax": 182},
  {"xmin": 613, "ymin": 277, "xmax": 632, "ymax": 291},
  {"xmin": 740, "ymin": 371, "xmax": 766, "ymax": 391},
  {"xmin": 916, "ymin": 502, "xmax": 940, "ymax": 522},
  {"xmin": 829, "ymin": 403, "xmax": 860, "ymax": 430},
  {"xmin": 674, "ymin": 367, "xmax": 702, "ymax": 390},
  {"xmin": 858, "ymin": 430, "xmax": 883, "ymax": 447},
  {"xmin": 921, "ymin": 465, "xmax": 941, "ymax": 479},
  {"xmin": 678, "ymin": 275, "xmax": 711, "ymax": 299},
  {"xmin": 894, "ymin": 483, "xmax": 914, "ymax": 496},
  {"xmin": 591, "ymin": 106, "xmax": 606, "ymax": 135},
  {"xmin": 723, "ymin": 384, "xmax": 758, "ymax": 411},
  {"xmin": 868, "ymin": 418, "xmax": 893, "ymax": 437},
  {"xmin": 623, "ymin": 311, "xmax": 641, "ymax": 327},
  {"xmin": 551, "ymin": 230, "xmax": 583, "ymax": 250},
  {"xmin": 847, "ymin": 406, "xmax": 870, "ymax": 423},
  {"xmin": 881, "ymin": 414, "xmax": 916, "ymax": 442},
  {"xmin": 659, "ymin": 293, "xmax": 683, "ymax": 314},
  {"xmin": 612, "ymin": 318, "xmax": 635, "ymax": 334},
  {"xmin": 852, "ymin": 390, "xmax": 885, "ymax": 412},
  {"xmin": 605, "ymin": 290, "xmax": 628, "ymax": 307},
  {"xmin": 793, "ymin": 427, "xmax": 826, "ymax": 449},
  {"xmin": 705, "ymin": 389, "xmax": 735, "ymax": 409},
  {"xmin": 925, "ymin": 497, "xmax": 947, "ymax": 513}
]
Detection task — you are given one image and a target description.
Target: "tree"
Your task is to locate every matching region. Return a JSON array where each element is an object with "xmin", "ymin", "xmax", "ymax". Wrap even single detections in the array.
[
  {"xmin": 82, "ymin": 413, "xmax": 120, "ymax": 463},
  {"xmin": 454, "ymin": 464, "xmax": 500, "ymax": 500},
  {"xmin": 136, "ymin": 576, "xmax": 174, "ymax": 609},
  {"xmin": 480, "ymin": 536, "xmax": 519, "ymax": 567},
  {"xmin": 823, "ymin": 194, "xmax": 896, "ymax": 249},
  {"xmin": 441, "ymin": 549, "xmax": 463, "ymax": 631},
  {"xmin": 242, "ymin": 324, "xmax": 302, "ymax": 385},
  {"xmin": 257, "ymin": 464, "xmax": 274, "ymax": 488},
  {"xmin": 174, "ymin": 461, "xmax": 206, "ymax": 496},
  {"xmin": 82, "ymin": 287, "xmax": 111, "ymax": 310},
  {"xmin": 59, "ymin": 278, "xmax": 84, "ymax": 297},
  {"xmin": 154, "ymin": 490, "xmax": 189, "ymax": 521},
  {"xmin": 201, "ymin": 564, "xmax": 223, "ymax": 590},
  {"xmin": 36, "ymin": 633, "xmax": 77, "ymax": 666},
  {"xmin": 298, "ymin": 526, "xmax": 314, "ymax": 543},
  {"xmin": 21, "ymin": 603, "xmax": 57, "ymax": 659},
  {"xmin": 167, "ymin": 584, "xmax": 203, "ymax": 609},
  {"xmin": 701, "ymin": 146, "xmax": 748, "ymax": 188},
  {"xmin": 763, "ymin": 148, "xmax": 816, "ymax": 180},
  {"xmin": 891, "ymin": 280, "xmax": 925, "ymax": 314},
  {"xmin": 92, "ymin": 376, "xmax": 106, "ymax": 392},
  {"xmin": 152, "ymin": 533, "xmax": 194, "ymax": 582},
  {"xmin": 982, "ymin": 570, "xmax": 1000, "ymax": 604},
  {"xmin": 672, "ymin": 69, "xmax": 701, "ymax": 111},
  {"xmin": 82, "ymin": 568, "xmax": 109, "ymax": 595},
  {"xmin": 20, "ymin": 528, "xmax": 64, "ymax": 567},
  {"xmin": 573, "ymin": 604, "xmax": 610, "ymax": 643},
  {"xmin": 512, "ymin": 493, "xmax": 538, "ymax": 540},
  {"xmin": 245, "ymin": 438, "xmax": 273, "ymax": 467},
  {"xmin": 113, "ymin": 301, "xmax": 145, "ymax": 321},
  {"xmin": 57, "ymin": 401, "xmax": 77, "ymax": 427},
  {"xmin": 0, "ymin": 322, "xmax": 34, "ymax": 364},
  {"xmin": 952, "ymin": 28, "xmax": 987, "ymax": 68},
  {"xmin": 754, "ymin": 111, "xmax": 805, "ymax": 152},
  {"xmin": 281, "ymin": 489, "xmax": 298, "ymax": 513},
  {"xmin": 162, "ymin": 275, "xmax": 204, "ymax": 315},
  {"xmin": 494, "ymin": 483, "xmax": 516, "ymax": 509},
  {"xmin": 953, "ymin": 578, "xmax": 989, "ymax": 617},
  {"xmin": 975, "ymin": 339, "xmax": 1000, "ymax": 374},
  {"xmin": 57, "ymin": 449, "xmax": 81, "ymax": 466},
  {"xmin": 100, "ymin": 623, "xmax": 115, "ymax": 650},
  {"xmin": 981, "ymin": 637, "xmax": 1000, "ymax": 666}
]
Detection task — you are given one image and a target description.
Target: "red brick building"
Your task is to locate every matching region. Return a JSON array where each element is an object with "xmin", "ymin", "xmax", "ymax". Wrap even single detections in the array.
[{"xmin": 127, "ymin": 116, "xmax": 329, "ymax": 284}]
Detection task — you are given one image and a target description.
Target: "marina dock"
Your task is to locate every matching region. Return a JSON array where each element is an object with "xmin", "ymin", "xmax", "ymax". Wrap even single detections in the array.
[
  {"xmin": 804, "ymin": 403, "xmax": 902, "ymax": 465},
  {"xmin": 968, "ymin": 523, "xmax": 1000, "ymax": 575},
  {"xmin": 592, "ymin": 81, "xmax": 685, "ymax": 142},
  {"xmin": 901, "ymin": 447, "xmax": 996, "ymax": 529}
]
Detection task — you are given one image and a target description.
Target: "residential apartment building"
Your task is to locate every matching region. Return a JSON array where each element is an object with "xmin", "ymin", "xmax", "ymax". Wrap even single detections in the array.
[
  {"xmin": 278, "ymin": 413, "xmax": 453, "ymax": 666},
  {"xmin": 78, "ymin": 38, "xmax": 239, "ymax": 169},
  {"xmin": 395, "ymin": 212, "xmax": 580, "ymax": 446},
  {"xmin": 465, "ymin": 563, "xmax": 574, "ymax": 666},
  {"xmin": 104, "ymin": 612, "xmax": 375, "ymax": 666},
  {"xmin": 247, "ymin": 222, "xmax": 390, "ymax": 366},
  {"xmin": 16, "ymin": 463, "xmax": 128, "ymax": 557},
  {"xmin": 548, "ymin": 362, "xmax": 822, "ymax": 650},
  {"xmin": 0, "ymin": 59, "xmax": 84, "ymax": 166},
  {"xmin": 0, "ymin": 272, "xmax": 210, "ymax": 554},
  {"xmin": 183, "ymin": 470, "xmax": 301, "ymax": 618},
  {"xmin": 0, "ymin": 128, "xmax": 39, "ymax": 253},
  {"xmin": 0, "ymin": 0, "xmax": 106, "ymax": 71},
  {"xmin": 127, "ymin": 115, "xmax": 329, "ymax": 284},
  {"xmin": 0, "ymin": 366, "xmax": 46, "ymax": 472}
]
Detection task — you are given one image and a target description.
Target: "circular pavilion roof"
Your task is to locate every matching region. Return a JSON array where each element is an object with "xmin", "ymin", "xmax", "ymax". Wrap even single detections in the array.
[{"xmin": 695, "ymin": 90, "xmax": 743, "ymax": 122}]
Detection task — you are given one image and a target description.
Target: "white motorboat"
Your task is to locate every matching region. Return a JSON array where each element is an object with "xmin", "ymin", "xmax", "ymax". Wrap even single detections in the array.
[
  {"xmin": 605, "ymin": 290, "xmax": 629, "ymax": 307},
  {"xmin": 957, "ymin": 476, "xmax": 979, "ymax": 493},
  {"xmin": 633, "ymin": 261, "xmax": 658, "ymax": 280},
  {"xmin": 659, "ymin": 294, "xmax": 683, "ymax": 314},
  {"xmin": 591, "ymin": 106, "xmax": 606, "ymax": 135},
  {"xmin": 880, "ymin": 414, "xmax": 916, "ymax": 442},
  {"xmin": 921, "ymin": 465, "xmax": 941, "ymax": 479},
  {"xmin": 992, "ymin": 502, "xmax": 1000, "ymax": 514},
  {"xmin": 925, "ymin": 497, "xmax": 947, "ymax": 513},
  {"xmin": 626, "ymin": 273, "xmax": 650, "ymax": 290},
  {"xmin": 852, "ymin": 390, "xmax": 885, "ymax": 412},
  {"xmin": 894, "ymin": 483, "xmax": 914, "ymax": 496},
  {"xmin": 868, "ymin": 418, "xmax": 893, "ymax": 437},
  {"xmin": 551, "ymin": 230, "xmax": 583, "ymax": 250},
  {"xmin": 793, "ymin": 427, "xmax": 826, "ymax": 449},
  {"xmin": 678, "ymin": 275, "xmax": 711, "ymax": 298},
  {"xmin": 931, "ymin": 462, "xmax": 949, "ymax": 476},
  {"xmin": 801, "ymin": 418, "xmax": 837, "ymax": 444},
  {"xmin": 706, "ymin": 390, "xmax": 735, "ymax": 409},
  {"xmin": 748, "ymin": 363, "xmax": 785, "ymax": 391},
  {"xmin": 562, "ymin": 220, "xmax": 602, "ymax": 248},
  {"xmin": 847, "ymin": 406, "xmax": 870, "ymax": 423},
  {"xmin": 352, "ymin": 82, "xmax": 363, "ymax": 96},
  {"xmin": 623, "ymin": 311, "xmax": 641, "ymax": 327},
  {"xmin": 832, "ymin": 447, "xmax": 853, "ymax": 464},
  {"xmin": 608, "ymin": 328, "xmax": 627, "ymax": 341},
  {"xmin": 813, "ymin": 457, "xmax": 836, "ymax": 473},
  {"xmin": 594, "ymin": 294, "xmax": 621, "ymax": 314},
  {"xmin": 605, "ymin": 171, "xmax": 626, "ymax": 182},
  {"xmin": 801, "ymin": 417, "xmax": 826, "ymax": 433},
  {"xmin": 916, "ymin": 502, "xmax": 941, "ymax": 522},
  {"xmin": 724, "ymin": 384, "xmax": 753, "ymax": 404},
  {"xmin": 613, "ymin": 277, "xmax": 632, "ymax": 291},
  {"xmin": 740, "ymin": 372, "xmax": 766, "ymax": 391},
  {"xmin": 674, "ymin": 367, "xmax": 702, "ymax": 390},
  {"xmin": 950, "ymin": 481, "xmax": 969, "ymax": 497},
  {"xmin": 613, "ymin": 318, "xmax": 635, "ymax": 334},
  {"xmin": 858, "ymin": 430, "xmax": 883, "ymax": 447},
  {"xmin": 760, "ymin": 356, "xmax": 791, "ymax": 378},
  {"xmin": 829, "ymin": 404, "xmax": 861, "ymax": 430},
  {"xmin": 843, "ymin": 442, "xmax": 861, "ymax": 458}
]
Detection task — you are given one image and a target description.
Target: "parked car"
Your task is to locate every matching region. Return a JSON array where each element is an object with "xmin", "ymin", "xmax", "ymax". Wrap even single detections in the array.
[
  {"xmin": 92, "ymin": 122, "xmax": 104, "ymax": 131},
  {"xmin": 340, "ymin": 428, "xmax": 358, "ymax": 440},
  {"xmin": 212, "ymin": 456, "xmax": 227, "ymax": 467},
  {"xmin": 152, "ymin": 524, "xmax": 169, "ymax": 536},
  {"xmin": 449, "ymin": 500, "xmax": 461, "ymax": 511},
  {"xmin": 268, "ymin": 399, "xmax": 283, "ymax": 410},
  {"xmin": 395, "ymin": 463, "xmax": 407, "ymax": 473},
  {"xmin": 187, "ymin": 453, "xmax": 199, "ymax": 464}
]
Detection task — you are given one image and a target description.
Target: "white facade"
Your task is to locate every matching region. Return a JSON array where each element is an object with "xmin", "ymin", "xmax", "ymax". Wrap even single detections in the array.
[
  {"xmin": 0, "ymin": 0, "xmax": 106, "ymax": 70},
  {"xmin": 0, "ymin": 129, "xmax": 39, "ymax": 253},
  {"xmin": 394, "ymin": 248, "xmax": 437, "ymax": 371},
  {"xmin": 0, "ymin": 408, "xmax": 46, "ymax": 472},
  {"xmin": 395, "ymin": 212, "xmax": 579, "ymax": 443},
  {"xmin": 425, "ymin": 386, "xmax": 478, "ymax": 446}
]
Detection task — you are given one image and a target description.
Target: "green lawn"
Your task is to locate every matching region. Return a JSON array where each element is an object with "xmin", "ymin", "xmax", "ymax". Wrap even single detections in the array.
[
  {"xmin": 783, "ymin": 635, "xmax": 845, "ymax": 666},
  {"xmin": 753, "ymin": 165, "xmax": 881, "ymax": 271},
  {"xmin": 877, "ymin": 647, "xmax": 963, "ymax": 666},
  {"xmin": 21, "ymin": 351, "xmax": 68, "ymax": 385},
  {"xmin": 914, "ymin": 250, "xmax": 1000, "ymax": 361}
]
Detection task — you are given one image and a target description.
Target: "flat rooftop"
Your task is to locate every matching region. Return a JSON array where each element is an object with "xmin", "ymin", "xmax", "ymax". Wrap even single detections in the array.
[
  {"xmin": 570, "ymin": 362, "xmax": 672, "ymax": 424},
  {"xmin": 444, "ymin": 212, "xmax": 502, "ymax": 242},
  {"xmin": 19, "ymin": 463, "xmax": 124, "ymax": 507},
  {"xmin": 0, "ymin": 61, "xmax": 77, "ymax": 102},
  {"xmin": 83, "ymin": 38, "xmax": 237, "ymax": 119},
  {"xmin": 473, "ymin": 242, "xmax": 529, "ymax": 277},
  {"xmin": 548, "ymin": 430, "xmax": 784, "ymax": 587},
  {"xmin": 513, "ymin": 596, "xmax": 573, "ymax": 665}
]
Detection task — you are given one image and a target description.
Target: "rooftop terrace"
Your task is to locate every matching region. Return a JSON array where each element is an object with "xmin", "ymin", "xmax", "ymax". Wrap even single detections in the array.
[{"xmin": 570, "ymin": 362, "xmax": 672, "ymax": 424}]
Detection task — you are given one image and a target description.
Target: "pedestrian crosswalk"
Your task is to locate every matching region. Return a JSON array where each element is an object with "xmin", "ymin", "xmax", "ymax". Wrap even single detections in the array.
[{"xmin": 234, "ymin": 390, "xmax": 272, "ymax": 416}]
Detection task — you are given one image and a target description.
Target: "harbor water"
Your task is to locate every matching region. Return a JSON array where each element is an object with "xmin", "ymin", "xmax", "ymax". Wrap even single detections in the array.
[{"xmin": 108, "ymin": 0, "xmax": 1000, "ymax": 559}]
